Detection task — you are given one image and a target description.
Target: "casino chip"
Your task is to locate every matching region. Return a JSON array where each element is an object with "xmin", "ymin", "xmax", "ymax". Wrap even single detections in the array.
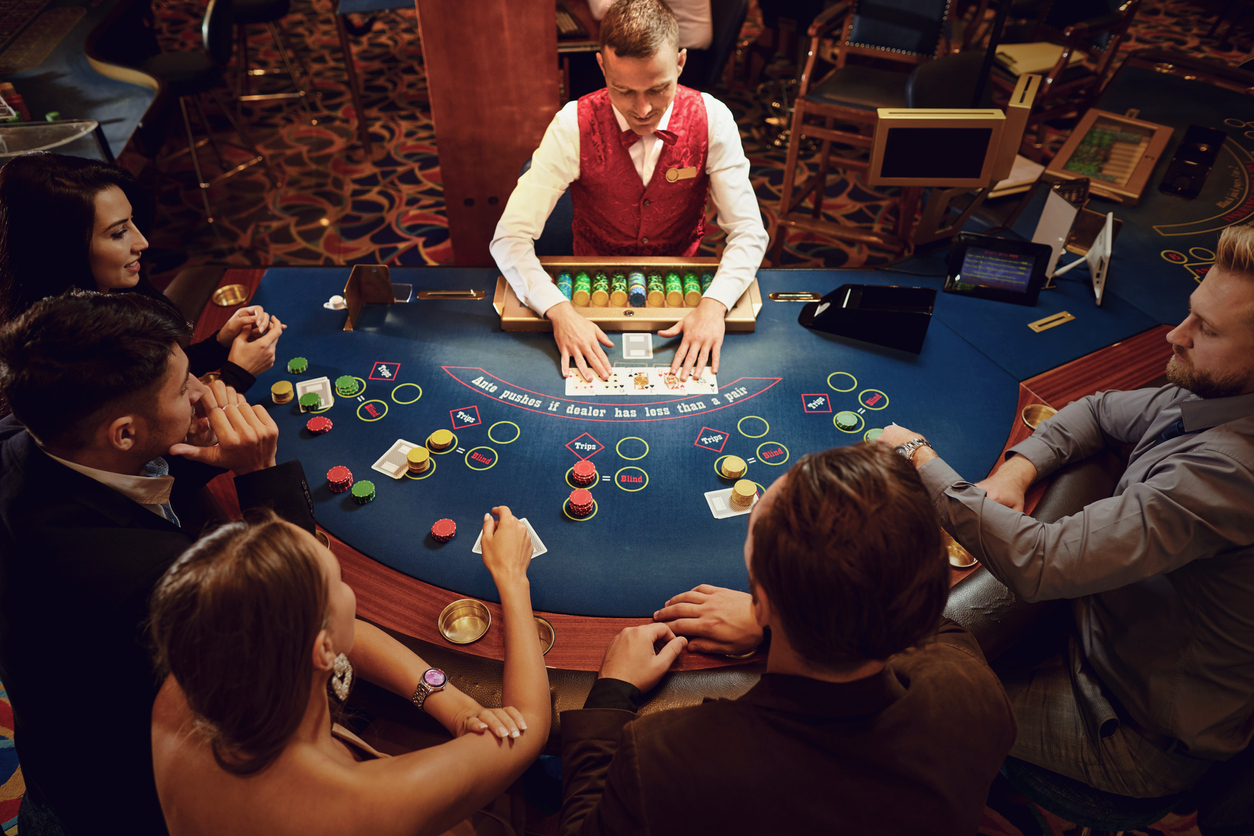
[
  {"xmin": 287, "ymin": 357, "xmax": 308, "ymax": 374},
  {"xmin": 298, "ymin": 392, "xmax": 322, "ymax": 412},
  {"xmin": 306, "ymin": 416, "xmax": 333, "ymax": 434},
  {"xmin": 431, "ymin": 518, "xmax": 456, "ymax": 542},
  {"xmin": 271, "ymin": 381, "xmax": 294, "ymax": 404},
  {"xmin": 572, "ymin": 459, "xmax": 597, "ymax": 486},
  {"xmin": 327, "ymin": 466, "xmax": 353, "ymax": 493},
  {"xmin": 730, "ymin": 480, "xmax": 757, "ymax": 509},
  {"xmin": 568, "ymin": 488, "xmax": 595, "ymax": 518},
  {"xmin": 429, "ymin": 429, "xmax": 454, "ymax": 451},
  {"xmin": 721, "ymin": 455, "xmax": 747, "ymax": 480},
  {"xmin": 351, "ymin": 480, "xmax": 376, "ymax": 505},
  {"xmin": 407, "ymin": 446, "xmax": 431, "ymax": 473},
  {"xmin": 335, "ymin": 375, "xmax": 360, "ymax": 397},
  {"xmin": 835, "ymin": 411, "xmax": 859, "ymax": 431}
]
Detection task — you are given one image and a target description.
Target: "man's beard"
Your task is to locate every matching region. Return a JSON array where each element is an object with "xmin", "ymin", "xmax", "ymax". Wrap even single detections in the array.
[{"xmin": 1165, "ymin": 353, "xmax": 1249, "ymax": 399}]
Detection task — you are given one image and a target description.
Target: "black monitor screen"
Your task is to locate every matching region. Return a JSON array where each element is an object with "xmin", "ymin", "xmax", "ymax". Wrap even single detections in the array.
[
  {"xmin": 957, "ymin": 246, "xmax": 1035, "ymax": 293},
  {"xmin": 880, "ymin": 127, "xmax": 993, "ymax": 180}
]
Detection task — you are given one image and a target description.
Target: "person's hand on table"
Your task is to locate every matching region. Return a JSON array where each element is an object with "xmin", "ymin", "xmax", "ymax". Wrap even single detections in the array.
[
  {"xmin": 598, "ymin": 622, "xmax": 687, "ymax": 693},
  {"xmin": 654, "ymin": 585, "xmax": 762, "ymax": 655},
  {"xmin": 452, "ymin": 703, "xmax": 529, "ymax": 741},
  {"xmin": 480, "ymin": 506, "xmax": 534, "ymax": 589},
  {"xmin": 226, "ymin": 314, "xmax": 286, "ymax": 376},
  {"xmin": 975, "ymin": 455, "xmax": 1038, "ymax": 513},
  {"xmin": 659, "ymin": 296, "xmax": 726, "ymax": 382},
  {"xmin": 874, "ymin": 424, "xmax": 937, "ymax": 469},
  {"xmin": 169, "ymin": 380, "xmax": 278, "ymax": 475},
  {"xmin": 217, "ymin": 305, "xmax": 272, "ymax": 346},
  {"xmin": 548, "ymin": 302, "xmax": 613, "ymax": 382}
]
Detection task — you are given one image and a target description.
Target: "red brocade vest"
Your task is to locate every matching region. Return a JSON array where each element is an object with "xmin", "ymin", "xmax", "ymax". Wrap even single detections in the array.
[{"xmin": 571, "ymin": 86, "xmax": 710, "ymax": 257}]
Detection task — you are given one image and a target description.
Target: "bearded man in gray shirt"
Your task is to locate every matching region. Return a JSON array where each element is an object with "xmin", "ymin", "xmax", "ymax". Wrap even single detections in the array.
[{"xmin": 876, "ymin": 222, "xmax": 1254, "ymax": 799}]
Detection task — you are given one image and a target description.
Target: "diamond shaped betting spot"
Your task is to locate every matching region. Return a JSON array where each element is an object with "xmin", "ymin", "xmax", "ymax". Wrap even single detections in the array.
[{"xmin": 565, "ymin": 432, "xmax": 604, "ymax": 459}]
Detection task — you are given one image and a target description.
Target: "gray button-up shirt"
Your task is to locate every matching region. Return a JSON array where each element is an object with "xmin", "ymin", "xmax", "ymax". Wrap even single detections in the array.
[{"xmin": 919, "ymin": 385, "xmax": 1254, "ymax": 759}]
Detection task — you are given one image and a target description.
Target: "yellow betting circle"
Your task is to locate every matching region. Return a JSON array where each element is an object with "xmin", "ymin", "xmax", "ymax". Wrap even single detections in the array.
[
  {"xmin": 565, "ymin": 466, "xmax": 600, "ymax": 490},
  {"xmin": 308, "ymin": 400, "xmax": 334, "ymax": 415},
  {"xmin": 356, "ymin": 399, "xmax": 388, "ymax": 422},
  {"xmin": 863, "ymin": 428, "xmax": 884, "ymax": 443},
  {"xmin": 391, "ymin": 382, "xmax": 421, "ymax": 404},
  {"xmin": 613, "ymin": 466, "xmax": 650, "ymax": 492},
  {"xmin": 713, "ymin": 454, "xmax": 747, "ymax": 480},
  {"xmin": 828, "ymin": 372, "xmax": 858, "ymax": 392},
  {"xmin": 561, "ymin": 496, "xmax": 599, "ymax": 522},
  {"xmin": 404, "ymin": 458, "xmax": 438, "ymax": 480},
  {"xmin": 755, "ymin": 441, "xmax": 790, "ymax": 466},
  {"xmin": 833, "ymin": 411, "xmax": 865, "ymax": 434},
  {"xmin": 1188, "ymin": 247, "xmax": 1216, "ymax": 261},
  {"xmin": 464, "ymin": 446, "xmax": 498, "ymax": 472},
  {"xmin": 488, "ymin": 421, "xmax": 521, "ymax": 444},
  {"xmin": 615, "ymin": 436, "xmax": 649, "ymax": 460},
  {"xmin": 737, "ymin": 416, "xmax": 769, "ymax": 438},
  {"xmin": 426, "ymin": 431, "xmax": 459, "ymax": 454},
  {"xmin": 858, "ymin": 389, "xmax": 890, "ymax": 410}
]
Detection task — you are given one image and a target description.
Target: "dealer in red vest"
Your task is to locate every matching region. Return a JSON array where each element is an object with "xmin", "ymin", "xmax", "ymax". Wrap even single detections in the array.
[{"xmin": 490, "ymin": 0, "xmax": 768, "ymax": 383}]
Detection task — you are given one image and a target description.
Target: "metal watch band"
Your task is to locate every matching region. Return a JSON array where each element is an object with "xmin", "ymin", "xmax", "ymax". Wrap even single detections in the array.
[{"xmin": 895, "ymin": 438, "xmax": 932, "ymax": 463}]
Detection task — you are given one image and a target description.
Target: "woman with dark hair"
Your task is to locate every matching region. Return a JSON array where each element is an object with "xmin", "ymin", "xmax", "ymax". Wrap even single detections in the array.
[
  {"xmin": 150, "ymin": 507, "xmax": 550, "ymax": 835},
  {"xmin": 0, "ymin": 151, "xmax": 282, "ymax": 391}
]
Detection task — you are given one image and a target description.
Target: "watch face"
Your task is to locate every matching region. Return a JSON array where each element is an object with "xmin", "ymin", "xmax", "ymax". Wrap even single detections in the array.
[{"xmin": 423, "ymin": 668, "xmax": 447, "ymax": 688}]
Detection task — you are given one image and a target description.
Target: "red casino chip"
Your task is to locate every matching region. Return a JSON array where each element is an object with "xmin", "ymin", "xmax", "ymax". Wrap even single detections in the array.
[
  {"xmin": 572, "ymin": 460, "xmax": 596, "ymax": 486},
  {"xmin": 327, "ymin": 465, "xmax": 353, "ymax": 493},
  {"xmin": 431, "ymin": 518, "xmax": 457, "ymax": 542},
  {"xmin": 568, "ymin": 488, "xmax": 595, "ymax": 518},
  {"xmin": 306, "ymin": 416, "xmax": 333, "ymax": 434}
]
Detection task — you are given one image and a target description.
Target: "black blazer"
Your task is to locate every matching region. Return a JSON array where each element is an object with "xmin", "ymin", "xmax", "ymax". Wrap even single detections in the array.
[{"xmin": 0, "ymin": 415, "xmax": 314, "ymax": 834}]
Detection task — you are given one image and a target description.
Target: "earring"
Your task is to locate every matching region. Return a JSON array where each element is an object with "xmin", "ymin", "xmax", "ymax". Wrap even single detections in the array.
[{"xmin": 330, "ymin": 652, "xmax": 353, "ymax": 702}]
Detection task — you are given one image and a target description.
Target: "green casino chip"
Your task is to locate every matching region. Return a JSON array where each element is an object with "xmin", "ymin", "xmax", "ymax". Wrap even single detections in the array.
[
  {"xmin": 298, "ymin": 392, "xmax": 321, "ymax": 411},
  {"xmin": 287, "ymin": 357, "xmax": 308, "ymax": 374},
  {"xmin": 351, "ymin": 479, "xmax": 376, "ymax": 504},
  {"xmin": 335, "ymin": 375, "xmax": 359, "ymax": 396}
]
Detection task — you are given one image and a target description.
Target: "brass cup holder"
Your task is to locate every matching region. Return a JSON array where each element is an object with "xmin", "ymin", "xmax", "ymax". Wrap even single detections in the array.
[
  {"xmin": 211, "ymin": 284, "xmax": 250, "ymax": 307},
  {"xmin": 1022, "ymin": 404, "xmax": 1059, "ymax": 430},
  {"xmin": 438, "ymin": 599, "xmax": 491, "ymax": 645}
]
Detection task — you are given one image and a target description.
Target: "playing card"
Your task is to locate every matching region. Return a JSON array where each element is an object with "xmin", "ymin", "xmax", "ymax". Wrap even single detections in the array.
[
  {"xmin": 623, "ymin": 333, "xmax": 653, "ymax": 360},
  {"xmin": 704, "ymin": 488, "xmax": 757, "ymax": 519},
  {"xmin": 295, "ymin": 376, "xmax": 334, "ymax": 409},
  {"xmin": 654, "ymin": 364, "xmax": 689, "ymax": 395},
  {"xmin": 472, "ymin": 517, "xmax": 548, "ymax": 558},
  {"xmin": 371, "ymin": 438, "xmax": 420, "ymax": 480},
  {"xmin": 688, "ymin": 368, "xmax": 719, "ymax": 395},
  {"xmin": 620, "ymin": 366, "xmax": 654, "ymax": 394},
  {"xmin": 565, "ymin": 374, "xmax": 598, "ymax": 396}
]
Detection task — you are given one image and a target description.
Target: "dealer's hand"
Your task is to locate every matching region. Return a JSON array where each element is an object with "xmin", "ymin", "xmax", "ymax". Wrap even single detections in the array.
[
  {"xmin": 659, "ymin": 297, "xmax": 726, "ymax": 382},
  {"xmin": 548, "ymin": 302, "xmax": 613, "ymax": 382},
  {"xmin": 598, "ymin": 622, "xmax": 687, "ymax": 694},
  {"xmin": 654, "ymin": 585, "xmax": 762, "ymax": 655}
]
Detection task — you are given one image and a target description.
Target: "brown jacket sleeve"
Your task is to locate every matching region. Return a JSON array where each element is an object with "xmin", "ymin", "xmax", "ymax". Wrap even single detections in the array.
[{"xmin": 560, "ymin": 708, "xmax": 648, "ymax": 836}]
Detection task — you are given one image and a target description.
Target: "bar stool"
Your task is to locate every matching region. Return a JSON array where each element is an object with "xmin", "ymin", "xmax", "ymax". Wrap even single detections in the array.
[{"xmin": 234, "ymin": 0, "xmax": 318, "ymax": 122}]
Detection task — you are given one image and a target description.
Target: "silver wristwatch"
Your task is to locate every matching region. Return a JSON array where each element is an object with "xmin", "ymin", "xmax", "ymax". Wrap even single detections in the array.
[
  {"xmin": 411, "ymin": 667, "xmax": 448, "ymax": 711},
  {"xmin": 895, "ymin": 437, "xmax": 933, "ymax": 464}
]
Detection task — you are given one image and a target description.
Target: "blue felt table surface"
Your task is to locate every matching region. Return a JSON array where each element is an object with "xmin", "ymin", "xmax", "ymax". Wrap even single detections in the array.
[{"xmin": 253, "ymin": 267, "xmax": 1021, "ymax": 617}]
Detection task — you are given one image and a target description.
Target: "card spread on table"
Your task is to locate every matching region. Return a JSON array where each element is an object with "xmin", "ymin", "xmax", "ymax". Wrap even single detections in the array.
[
  {"xmin": 471, "ymin": 517, "xmax": 547, "ymax": 558},
  {"xmin": 623, "ymin": 333, "xmax": 653, "ymax": 359},
  {"xmin": 371, "ymin": 438, "xmax": 420, "ymax": 480},
  {"xmin": 565, "ymin": 365, "xmax": 717, "ymax": 397},
  {"xmin": 296, "ymin": 377, "xmax": 334, "ymax": 409},
  {"xmin": 704, "ymin": 488, "xmax": 757, "ymax": 520}
]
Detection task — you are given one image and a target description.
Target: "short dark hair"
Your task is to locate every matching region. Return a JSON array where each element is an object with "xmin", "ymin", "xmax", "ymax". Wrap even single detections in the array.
[
  {"xmin": 0, "ymin": 151, "xmax": 153, "ymax": 321},
  {"xmin": 750, "ymin": 444, "xmax": 948, "ymax": 670},
  {"xmin": 150, "ymin": 514, "xmax": 329, "ymax": 776},
  {"xmin": 0, "ymin": 290, "xmax": 190, "ymax": 450},
  {"xmin": 599, "ymin": 0, "xmax": 679, "ymax": 58}
]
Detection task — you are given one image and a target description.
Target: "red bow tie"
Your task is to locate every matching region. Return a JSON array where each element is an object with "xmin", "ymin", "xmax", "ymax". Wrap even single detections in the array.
[{"xmin": 620, "ymin": 128, "xmax": 678, "ymax": 149}]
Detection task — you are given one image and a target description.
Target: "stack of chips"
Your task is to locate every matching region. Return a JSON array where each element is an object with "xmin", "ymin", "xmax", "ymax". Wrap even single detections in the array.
[
  {"xmin": 567, "ymin": 488, "xmax": 595, "ymax": 518},
  {"xmin": 335, "ymin": 375, "xmax": 360, "ymax": 397},
  {"xmin": 271, "ymin": 381, "xmax": 294, "ymax": 404},
  {"xmin": 610, "ymin": 272, "xmax": 628, "ymax": 306},
  {"xmin": 683, "ymin": 272, "xmax": 702, "ymax": 307},
  {"xmin": 407, "ymin": 446, "xmax": 431, "ymax": 474},
  {"xmin": 646, "ymin": 273, "xmax": 665, "ymax": 307},
  {"xmin": 720, "ymin": 455, "xmax": 747, "ymax": 480},
  {"xmin": 327, "ymin": 466, "xmax": 354, "ymax": 493},
  {"xmin": 351, "ymin": 480, "xmax": 376, "ymax": 505},
  {"xmin": 730, "ymin": 479, "xmax": 757, "ymax": 509},
  {"xmin": 591, "ymin": 272, "xmax": 610, "ymax": 306},
  {"xmin": 429, "ymin": 429, "xmax": 454, "ymax": 451},
  {"xmin": 572, "ymin": 271, "xmax": 591, "ymax": 307},
  {"xmin": 431, "ymin": 518, "xmax": 456, "ymax": 542},
  {"xmin": 287, "ymin": 357, "xmax": 308, "ymax": 374},
  {"xmin": 665, "ymin": 272, "xmax": 684, "ymax": 307},
  {"xmin": 628, "ymin": 272, "xmax": 646, "ymax": 307},
  {"xmin": 298, "ymin": 392, "xmax": 322, "ymax": 412},
  {"xmin": 572, "ymin": 459, "xmax": 597, "ymax": 486},
  {"xmin": 306, "ymin": 416, "xmax": 333, "ymax": 434},
  {"xmin": 835, "ymin": 412, "xmax": 859, "ymax": 431},
  {"xmin": 556, "ymin": 271, "xmax": 573, "ymax": 300},
  {"xmin": 700, "ymin": 272, "xmax": 714, "ymax": 294}
]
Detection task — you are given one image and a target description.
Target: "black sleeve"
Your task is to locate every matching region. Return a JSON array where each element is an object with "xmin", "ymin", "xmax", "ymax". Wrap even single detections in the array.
[
  {"xmin": 183, "ymin": 333, "xmax": 230, "ymax": 377},
  {"xmin": 582, "ymin": 678, "xmax": 642, "ymax": 712},
  {"xmin": 216, "ymin": 361, "xmax": 256, "ymax": 393},
  {"xmin": 235, "ymin": 460, "xmax": 316, "ymax": 533}
]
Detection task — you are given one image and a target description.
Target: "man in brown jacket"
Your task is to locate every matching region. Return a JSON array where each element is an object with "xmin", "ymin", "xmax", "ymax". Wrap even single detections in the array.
[{"xmin": 560, "ymin": 444, "xmax": 1016, "ymax": 835}]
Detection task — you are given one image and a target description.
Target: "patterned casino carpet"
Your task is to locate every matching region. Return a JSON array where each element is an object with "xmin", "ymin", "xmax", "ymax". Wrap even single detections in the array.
[{"xmin": 0, "ymin": 1, "xmax": 1226, "ymax": 834}]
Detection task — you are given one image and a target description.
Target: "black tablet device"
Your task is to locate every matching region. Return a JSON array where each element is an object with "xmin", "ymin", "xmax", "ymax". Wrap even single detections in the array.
[{"xmin": 943, "ymin": 233, "xmax": 1053, "ymax": 306}]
